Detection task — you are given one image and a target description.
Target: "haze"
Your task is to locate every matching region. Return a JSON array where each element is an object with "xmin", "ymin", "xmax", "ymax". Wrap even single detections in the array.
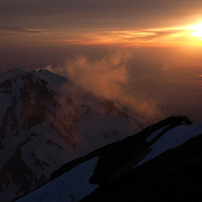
[{"xmin": 1, "ymin": 0, "xmax": 202, "ymax": 123}]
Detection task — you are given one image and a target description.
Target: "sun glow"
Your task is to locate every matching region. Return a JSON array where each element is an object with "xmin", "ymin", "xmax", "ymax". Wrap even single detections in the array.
[
  {"xmin": 58, "ymin": 23, "xmax": 202, "ymax": 47},
  {"xmin": 188, "ymin": 22, "xmax": 202, "ymax": 39}
]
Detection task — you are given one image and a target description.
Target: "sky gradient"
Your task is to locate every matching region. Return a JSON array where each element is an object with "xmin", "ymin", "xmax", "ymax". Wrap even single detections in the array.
[
  {"xmin": 1, "ymin": 0, "xmax": 202, "ymax": 47},
  {"xmin": 1, "ymin": 0, "xmax": 202, "ymax": 123}
]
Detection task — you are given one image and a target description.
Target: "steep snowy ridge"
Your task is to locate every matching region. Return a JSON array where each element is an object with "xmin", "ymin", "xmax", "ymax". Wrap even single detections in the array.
[
  {"xmin": 136, "ymin": 120, "xmax": 202, "ymax": 167},
  {"xmin": 16, "ymin": 158, "xmax": 99, "ymax": 202},
  {"xmin": 0, "ymin": 68, "xmax": 145, "ymax": 201},
  {"xmin": 15, "ymin": 116, "xmax": 202, "ymax": 202}
]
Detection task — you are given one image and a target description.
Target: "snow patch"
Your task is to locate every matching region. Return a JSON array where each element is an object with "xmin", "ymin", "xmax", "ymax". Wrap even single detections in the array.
[
  {"xmin": 34, "ymin": 70, "xmax": 67, "ymax": 90},
  {"xmin": 146, "ymin": 126, "xmax": 168, "ymax": 142},
  {"xmin": 0, "ymin": 68, "xmax": 25, "ymax": 83},
  {"xmin": 0, "ymin": 94, "xmax": 12, "ymax": 122},
  {"xmin": 136, "ymin": 121, "xmax": 202, "ymax": 167},
  {"xmin": 16, "ymin": 157, "xmax": 99, "ymax": 202},
  {"xmin": 11, "ymin": 77, "xmax": 24, "ymax": 99}
]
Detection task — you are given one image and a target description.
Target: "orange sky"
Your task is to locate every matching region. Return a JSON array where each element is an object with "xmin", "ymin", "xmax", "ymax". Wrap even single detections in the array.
[
  {"xmin": 1, "ymin": 24, "xmax": 202, "ymax": 48},
  {"xmin": 1, "ymin": 0, "xmax": 202, "ymax": 122},
  {"xmin": 1, "ymin": 0, "xmax": 202, "ymax": 48},
  {"xmin": 61, "ymin": 25, "xmax": 202, "ymax": 47}
]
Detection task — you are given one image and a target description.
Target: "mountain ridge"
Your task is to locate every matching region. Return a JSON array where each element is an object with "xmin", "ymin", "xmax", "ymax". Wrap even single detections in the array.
[
  {"xmin": 15, "ymin": 116, "xmax": 202, "ymax": 202},
  {"xmin": 0, "ymin": 68, "xmax": 145, "ymax": 201}
]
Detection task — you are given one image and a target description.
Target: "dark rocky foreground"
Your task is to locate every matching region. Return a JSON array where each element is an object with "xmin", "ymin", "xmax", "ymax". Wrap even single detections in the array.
[{"xmin": 44, "ymin": 116, "xmax": 202, "ymax": 202}]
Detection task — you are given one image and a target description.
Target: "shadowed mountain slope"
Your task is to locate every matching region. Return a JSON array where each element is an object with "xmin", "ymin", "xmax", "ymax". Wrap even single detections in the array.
[{"xmin": 16, "ymin": 116, "xmax": 202, "ymax": 202}]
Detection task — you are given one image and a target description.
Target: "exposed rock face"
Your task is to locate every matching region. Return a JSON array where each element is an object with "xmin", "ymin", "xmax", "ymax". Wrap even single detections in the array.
[{"xmin": 0, "ymin": 69, "xmax": 145, "ymax": 201}]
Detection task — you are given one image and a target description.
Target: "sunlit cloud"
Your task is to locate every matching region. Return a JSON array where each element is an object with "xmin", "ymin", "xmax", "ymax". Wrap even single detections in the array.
[
  {"xmin": 61, "ymin": 26, "xmax": 202, "ymax": 47},
  {"xmin": 45, "ymin": 50, "xmax": 162, "ymax": 121},
  {"xmin": 1, "ymin": 23, "xmax": 202, "ymax": 48}
]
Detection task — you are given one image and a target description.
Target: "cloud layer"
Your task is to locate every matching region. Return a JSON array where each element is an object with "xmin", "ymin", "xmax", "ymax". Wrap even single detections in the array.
[
  {"xmin": 44, "ymin": 46, "xmax": 202, "ymax": 123},
  {"xmin": 46, "ymin": 49, "xmax": 165, "ymax": 121},
  {"xmin": 0, "ymin": 26, "xmax": 41, "ymax": 33},
  {"xmin": 1, "ymin": 0, "xmax": 202, "ymax": 31}
]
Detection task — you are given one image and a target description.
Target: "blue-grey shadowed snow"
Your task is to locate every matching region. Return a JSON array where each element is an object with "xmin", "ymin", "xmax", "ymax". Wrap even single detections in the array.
[
  {"xmin": 135, "ymin": 121, "xmax": 202, "ymax": 167},
  {"xmin": 16, "ymin": 157, "xmax": 99, "ymax": 202}
]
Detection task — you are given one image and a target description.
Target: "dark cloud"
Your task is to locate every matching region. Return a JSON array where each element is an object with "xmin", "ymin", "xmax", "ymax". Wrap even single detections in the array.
[
  {"xmin": 1, "ymin": 0, "xmax": 201, "ymax": 14},
  {"xmin": 1, "ymin": 0, "xmax": 202, "ymax": 29},
  {"xmin": 0, "ymin": 26, "xmax": 41, "ymax": 33}
]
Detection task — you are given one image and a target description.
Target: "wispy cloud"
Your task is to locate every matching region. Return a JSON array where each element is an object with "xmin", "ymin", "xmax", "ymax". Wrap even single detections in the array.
[
  {"xmin": 62, "ymin": 27, "xmax": 192, "ymax": 46},
  {"xmin": 45, "ymin": 49, "xmax": 162, "ymax": 121},
  {"xmin": 0, "ymin": 26, "xmax": 41, "ymax": 34}
]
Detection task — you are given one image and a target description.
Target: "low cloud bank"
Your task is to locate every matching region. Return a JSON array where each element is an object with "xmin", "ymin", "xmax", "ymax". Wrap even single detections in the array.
[
  {"xmin": 45, "ymin": 47, "xmax": 202, "ymax": 123},
  {"xmin": 46, "ymin": 49, "xmax": 163, "ymax": 122}
]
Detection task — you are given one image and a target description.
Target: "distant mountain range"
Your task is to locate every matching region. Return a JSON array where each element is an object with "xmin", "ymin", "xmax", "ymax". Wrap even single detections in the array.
[
  {"xmin": 0, "ymin": 69, "xmax": 145, "ymax": 201},
  {"xmin": 16, "ymin": 116, "xmax": 202, "ymax": 202}
]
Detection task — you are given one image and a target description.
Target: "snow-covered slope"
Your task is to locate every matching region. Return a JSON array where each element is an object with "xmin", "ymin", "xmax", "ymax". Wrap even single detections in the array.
[
  {"xmin": 0, "ymin": 68, "xmax": 145, "ymax": 202},
  {"xmin": 136, "ymin": 121, "xmax": 202, "ymax": 167},
  {"xmin": 16, "ymin": 116, "xmax": 202, "ymax": 202},
  {"xmin": 16, "ymin": 158, "xmax": 99, "ymax": 202}
]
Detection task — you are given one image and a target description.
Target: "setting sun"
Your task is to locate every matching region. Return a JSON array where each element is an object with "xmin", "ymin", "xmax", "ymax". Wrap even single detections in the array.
[{"xmin": 188, "ymin": 22, "xmax": 202, "ymax": 39}]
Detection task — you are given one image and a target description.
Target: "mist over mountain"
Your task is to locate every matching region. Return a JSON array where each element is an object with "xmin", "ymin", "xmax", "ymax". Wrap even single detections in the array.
[
  {"xmin": 1, "ymin": 46, "xmax": 202, "ymax": 123},
  {"xmin": 1, "ymin": 68, "xmax": 202, "ymax": 201},
  {"xmin": 0, "ymin": 68, "xmax": 145, "ymax": 201},
  {"xmin": 2, "ymin": 0, "xmax": 202, "ymax": 201}
]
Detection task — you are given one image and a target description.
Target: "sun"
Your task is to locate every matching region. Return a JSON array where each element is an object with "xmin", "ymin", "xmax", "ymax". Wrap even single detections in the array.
[{"xmin": 188, "ymin": 22, "xmax": 202, "ymax": 38}]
